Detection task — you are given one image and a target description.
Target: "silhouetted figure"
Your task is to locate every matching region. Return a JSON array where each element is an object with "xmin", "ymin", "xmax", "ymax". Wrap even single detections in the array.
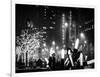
[
  {"xmin": 37, "ymin": 58, "xmax": 42, "ymax": 68},
  {"xmin": 49, "ymin": 53, "xmax": 56, "ymax": 70}
]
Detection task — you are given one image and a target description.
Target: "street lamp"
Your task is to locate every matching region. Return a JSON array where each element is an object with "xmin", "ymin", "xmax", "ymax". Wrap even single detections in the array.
[
  {"xmin": 61, "ymin": 48, "xmax": 65, "ymax": 59},
  {"xmin": 52, "ymin": 41, "xmax": 55, "ymax": 45},
  {"xmin": 75, "ymin": 38, "xmax": 79, "ymax": 49},
  {"xmin": 84, "ymin": 40, "xmax": 87, "ymax": 44},
  {"xmin": 80, "ymin": 32, "xmax": 85, "ymax": 39},
  {"xmin": 56, "ymin": 46, "xmax": 59, "ymax": 50}
]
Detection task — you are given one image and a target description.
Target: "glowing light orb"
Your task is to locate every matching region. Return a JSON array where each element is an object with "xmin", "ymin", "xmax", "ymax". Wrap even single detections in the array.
[{"xmin": 65, "ymin": 22, "xmax": 68, "ymax": 28}]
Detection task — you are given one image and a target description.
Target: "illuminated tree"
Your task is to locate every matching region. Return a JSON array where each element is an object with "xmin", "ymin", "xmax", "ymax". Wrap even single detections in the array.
[{"xmin": 16, "ymin": 20, "xmax": 46, "ymax": 66}]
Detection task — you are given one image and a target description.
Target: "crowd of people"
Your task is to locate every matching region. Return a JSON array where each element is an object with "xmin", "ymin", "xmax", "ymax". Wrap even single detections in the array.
[
  {"xmin": 36, "ymin": 48, "xmax": 87, "ymax": 70},
  {"xmin": 16, "ymin": 47, "xmax": 93, "ymax": 72}
]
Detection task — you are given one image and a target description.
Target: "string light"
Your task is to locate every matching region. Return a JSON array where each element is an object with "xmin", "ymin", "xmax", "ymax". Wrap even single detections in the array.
[{"xmin": 49, "ymin": 26, "xmax": 54, "ymax": 29}]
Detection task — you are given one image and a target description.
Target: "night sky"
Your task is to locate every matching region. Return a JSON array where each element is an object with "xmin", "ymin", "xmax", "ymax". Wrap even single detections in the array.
[{"xmin": 16, "ymin": 4, "xmax": 94, "ymax": 47}]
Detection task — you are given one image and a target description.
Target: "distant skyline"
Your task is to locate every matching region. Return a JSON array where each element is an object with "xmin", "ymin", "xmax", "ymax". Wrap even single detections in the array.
[{"xmin": 16, "ymin": 4, "xmax": 94, "ymax": 47}]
